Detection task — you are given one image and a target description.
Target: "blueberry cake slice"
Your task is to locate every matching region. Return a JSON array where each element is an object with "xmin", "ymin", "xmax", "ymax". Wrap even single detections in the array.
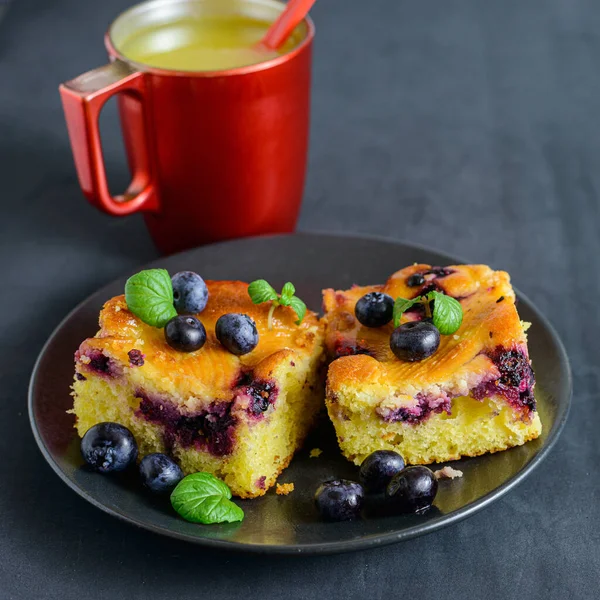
[
  {"xmin": 322, "ymin": 264, "xmax": 541, "ymax": 466},
  {"xmin": 71, "ymin": 281, "xmax": 325, "ymax": 498}
]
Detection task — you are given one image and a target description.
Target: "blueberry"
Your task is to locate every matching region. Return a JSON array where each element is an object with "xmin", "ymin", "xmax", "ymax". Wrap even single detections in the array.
[
  {"xmin": 314, "ymin": 479, "xmax": 364, "ymax": 521},
  {"xmin": 390, "ymin": 321, "xmax": 440, "ymax": 361},
  {"xmin": 165, "ymin": 316, "xmax": 206, "ymax": 352},
  {"xmin": 80, "ymin": 422, "xmax": 138, "ymax": 473},
  {"xmin": 171, "ymin": 271, "xmax": 208, "ymax": 314},
  {"xmin": 215, "ymin": 313, "xmax": 259, "ymax": 356},
  {"xmin": 407, "ymin": 273, "xmax": 425, "ymax": 287},
  {"xmin": 359, "ymin": 450, "xmax": 406, "ymax": 493},
  {"xmin": 139, "ymin": 453, "xmax": 184, "ymax": 493},
  {"xmin": 386, "ymin": 466, "xmax": 438, "ymax": 513},
  {"xmin": 355, "ymin": 292, "xmax": 394, "ymax": 328}
]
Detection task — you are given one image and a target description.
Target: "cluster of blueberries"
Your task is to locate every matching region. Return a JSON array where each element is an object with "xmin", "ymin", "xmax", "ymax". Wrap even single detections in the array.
[
  {"xmin": 82, "ymin": 423, "xmax": 439, "ymax": 519},
  {"xmin": 166, "ymin": 271, "xmax": 258, "ymax": 355},
  {"xmin": 315, "ymin": 450, "xmax": 438, "ymax": 521},
  {"xmin": 80, "ymin": 422, "xmax": 184, "ymax": 493},
  {"xmin": 355, "ymin": 290, "xmax": 440, "ymax": 362}
]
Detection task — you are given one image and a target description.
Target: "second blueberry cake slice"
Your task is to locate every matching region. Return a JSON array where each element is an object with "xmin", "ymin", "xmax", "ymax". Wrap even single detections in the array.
[
  {"xmin": 322, "ymin": 264, "xmax": 542, "ymax": 466},
  {"xmin": 72, "ymin": 281, "xmax": 325, "ymax": 498}
]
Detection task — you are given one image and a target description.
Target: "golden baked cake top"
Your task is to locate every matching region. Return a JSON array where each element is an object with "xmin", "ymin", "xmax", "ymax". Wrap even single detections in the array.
[
  {"xmin": 75, "ymin": 280, "xmax": 323, "ymax": 407},
  {"xmin": 323, "ymin": 264, "xmax": 535, "ymax": 413}
]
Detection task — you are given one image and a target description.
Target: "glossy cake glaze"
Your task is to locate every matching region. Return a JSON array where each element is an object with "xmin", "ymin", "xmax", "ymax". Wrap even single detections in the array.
[
  {"xmin": 71, "ymin": 280, "xmax": 325, "ymax": 498},
  {"xmin": 322, "ymin": 264, "xmax": 542, "ymax": 466}
]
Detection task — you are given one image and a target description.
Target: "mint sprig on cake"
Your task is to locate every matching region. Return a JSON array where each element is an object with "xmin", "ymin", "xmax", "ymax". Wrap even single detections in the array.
[{"xmin": 248, "ymin": 279, "xmax": 307, "ymax": 328}]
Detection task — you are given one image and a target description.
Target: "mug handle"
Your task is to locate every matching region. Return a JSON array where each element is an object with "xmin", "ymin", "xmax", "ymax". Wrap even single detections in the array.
[{"xmin": 59, "ymin": 61, "xmax": 159, "ymax": 216}]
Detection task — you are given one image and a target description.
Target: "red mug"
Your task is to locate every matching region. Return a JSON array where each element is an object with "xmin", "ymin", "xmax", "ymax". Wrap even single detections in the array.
[{"xmin": 60, "ymin": 0, "xmax": 314, "ymax": 255}]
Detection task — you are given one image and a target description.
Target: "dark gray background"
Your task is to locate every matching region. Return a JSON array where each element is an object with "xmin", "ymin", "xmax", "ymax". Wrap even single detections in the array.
[{"xmin": 1, "ymin": 0, "xmax": 597, "ymax": 598}]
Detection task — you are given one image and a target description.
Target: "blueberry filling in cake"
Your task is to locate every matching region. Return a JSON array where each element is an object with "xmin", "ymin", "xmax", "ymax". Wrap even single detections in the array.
[
  {"xmin": 374, "ymin": 345, "xmax": 536, "ymax": 426},
  {"xmin": 128, "ymin": 349, "xmax": 145, "ymax": 367},
  {"xmin": 472, "ymin": 346, "xmax": 536, "ymax": 411},
  {"xmin": 242, "ymin": 379, "xmax": 278, "ymax": 416},
  {"xmin": 332, "ymin": 339, "xmax": 374, "ymax": 359},
  {"xmin": 233, "ymin": 371, "xmax": 279, "ymax": 417},
  {"xmin": 256, "ymin": 475, "xmax": 267, "ymax": 490},
  {"xmin": 76, "ymin": 348, "xmax": 122, "ymax": 378},
  {"xmin": 425, "ymin": 266, "xmax": 454, "ymax": 277},
  {"xmin": 376, "ymin": 393, "xmax": 452, "ymax": 424},
  {"xmin": 135, "ymin": 392, "xmax": 236, "ymax": 456}
]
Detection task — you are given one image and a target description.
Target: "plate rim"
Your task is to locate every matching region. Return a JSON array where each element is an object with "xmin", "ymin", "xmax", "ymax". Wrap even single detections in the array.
[{"xmin": 28, "ymin": 231, "xmax": 572, "ymax": 555}]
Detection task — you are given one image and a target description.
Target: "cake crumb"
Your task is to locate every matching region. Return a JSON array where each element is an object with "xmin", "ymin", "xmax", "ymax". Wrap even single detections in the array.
[
  {"xmin": 79, "ymin": 355, "xmax": 91, "ymax": 365},
  {"xmin": 434, "ymin": 466, "xmax": 463, "ymax": 480},
  {"xmin": 309, "ymin": 448, "xmax": 323, "ymax": 458},
  {"xmin": 114, "ymin": 305, "xmax": 121, "ymax": 312},
  {"xmin": 453, "ymin": 335, "xmax": 460, "ymax": 340},
  {"xmin": 276, "ymin": 483, "xmax": 294, "ymax": 495}
]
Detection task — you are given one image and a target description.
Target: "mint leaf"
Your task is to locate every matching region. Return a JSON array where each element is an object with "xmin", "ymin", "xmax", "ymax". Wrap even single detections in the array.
[
  {"xmin": 288, "ymin": 296, "xmax": 307, "ymax": 325},
  {"xmin": 279, "ymin": 282, "xmax": 294, "ymax": 306},
  {"xmin": 248, "ymin": 280, "xmax": 278, "ymax": 304},
  {"xmin": 170, "ymin": 472, "xmax": 244, "ymax": 525},
  {"xmin": 428, "ymin": 291, "xmax": 463, "ymax": 335},
  {"xmin": 393, "ymin": 297, "xmax": 420, "ymax": 327},
  {"xmin": 280, "ymin": 282, "xmax": 295, "ymax": 306},
  {"xmin": 125, "ymin": 268, "xmax": 177, "ymax": 328}
]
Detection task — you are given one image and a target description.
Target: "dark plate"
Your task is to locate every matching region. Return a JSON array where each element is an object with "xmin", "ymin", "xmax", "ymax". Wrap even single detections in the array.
[{"xmin": 28, "ymin": 233, "xmax": 571, "ymax": 554}]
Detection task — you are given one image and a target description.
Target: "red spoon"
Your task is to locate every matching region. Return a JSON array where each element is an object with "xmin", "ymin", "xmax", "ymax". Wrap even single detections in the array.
[{"xmin": 260, "ymin": 0, "xmax": 317, "ymax": 50}]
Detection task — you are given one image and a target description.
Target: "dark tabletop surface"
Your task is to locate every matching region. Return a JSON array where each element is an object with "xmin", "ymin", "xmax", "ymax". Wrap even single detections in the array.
[{"xmin": 1, "ymin": 0, "xmax": 598, "ymax": 598}]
